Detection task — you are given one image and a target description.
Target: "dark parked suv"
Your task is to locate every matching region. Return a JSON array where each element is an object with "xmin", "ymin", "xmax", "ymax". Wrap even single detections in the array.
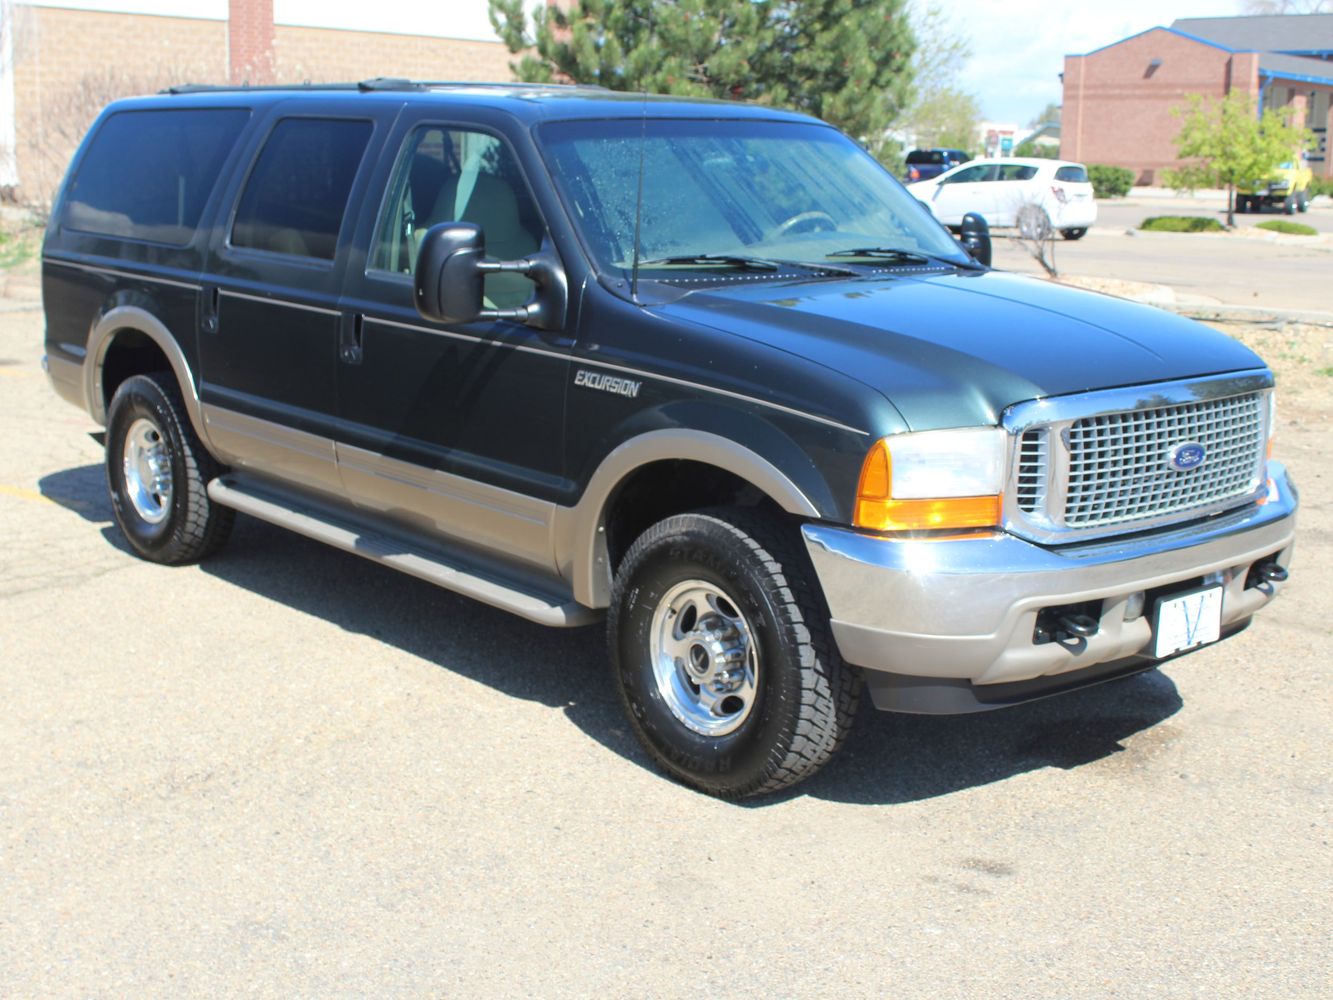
[
  {"xmin": 904, "ymin": 147, "xmax": 969, "ymax": 182},
  {"xmin": 43, "ymin": 81, "xmax": 1296, "ymax": 798}
]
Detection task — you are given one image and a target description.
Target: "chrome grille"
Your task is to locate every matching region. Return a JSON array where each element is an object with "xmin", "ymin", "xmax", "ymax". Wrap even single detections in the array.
[
  {"xmin": 1062, "ymin": 394, "xmax": 1264, "ymax": 527},
  {"xmin": 1005, "ymin": 376, "xmax": 1272, "ymax": 543},
  {"xmin": 1016, "ymin": 430, "xmax": 1048, "ymax": 513}
]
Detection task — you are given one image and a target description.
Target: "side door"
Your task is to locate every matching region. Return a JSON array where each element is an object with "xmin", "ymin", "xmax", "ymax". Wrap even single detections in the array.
[
  {"xmin": 198, "ymin": 102, "xmax": 392, "ymax": 496},
  {"xmin": 334, "ymin": 112, "xmax": 575, "ymax": 574},
  {"xmin": 929, "ymin": 162, "xmax": 997, "ymax": 225}
]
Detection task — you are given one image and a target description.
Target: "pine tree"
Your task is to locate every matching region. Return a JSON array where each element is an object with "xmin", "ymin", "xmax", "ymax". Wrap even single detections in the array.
[{"xmin": 488, "ymin": 0, "xmax": 915, "ymax": 151}]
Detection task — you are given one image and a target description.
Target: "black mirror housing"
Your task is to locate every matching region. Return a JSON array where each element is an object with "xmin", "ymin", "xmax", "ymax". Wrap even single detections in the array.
[
  {"xmin": 959, "ymin": 212, "xmax": 992, "ymax": 267},
  {"xmin": 415, "ymin": 222, "xmax": 487, "ymax": 324},
  {"xmin": 414, "ymin": 221, "xmax": 568, "ymax": 330}
]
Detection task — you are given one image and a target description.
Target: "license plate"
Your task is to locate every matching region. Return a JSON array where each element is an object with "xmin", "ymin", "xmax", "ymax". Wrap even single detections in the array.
[{"xmin": 1152, "ymin": 585, "xmax": 1224, "ymax": 658}]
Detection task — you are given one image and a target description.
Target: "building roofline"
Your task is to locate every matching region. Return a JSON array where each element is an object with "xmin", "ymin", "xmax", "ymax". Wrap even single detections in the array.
[
  {"xmin": 1070, "ymin": 24, "xmax": 1243, "ymax": 60},
  {"xmin": 1259, "ymin": 66, "xmax": 1333, "ymax": 88}
]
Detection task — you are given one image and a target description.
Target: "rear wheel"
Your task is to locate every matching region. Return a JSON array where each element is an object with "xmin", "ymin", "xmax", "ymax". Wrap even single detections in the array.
[
  {"xmin": 1059, "ymin": 227, "xmax": 1087, "ymax": 241},
  {"xmin": 1017, "ymin": 205, "xmax": 1052, "ymax": 241},
  {"xmin": 106, "ymin": 372, "xmax": 234, "ymax": 564},
  {"xmin": 1236, "ymin": 196, "xmax": 1251, "ymax": 214},
  {"xmin": 608, "ymin": 509, "xmax": 860, "ymax": 798}
]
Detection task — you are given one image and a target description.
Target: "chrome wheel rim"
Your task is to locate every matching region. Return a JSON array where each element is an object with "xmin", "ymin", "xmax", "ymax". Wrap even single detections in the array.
[
  {"xmin": 122, "ymin": 417, "xmax": 173, "ymax": 525},
  {"xmin": 649, "ymin": 579, "xmax": 759, "ymax": 737}
]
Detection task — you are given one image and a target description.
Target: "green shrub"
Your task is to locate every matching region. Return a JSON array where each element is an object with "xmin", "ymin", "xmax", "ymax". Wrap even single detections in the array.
[
  {"xmin": 1255, "ymin": 219, "xmax": 1318, "ymax": 236},
  {"xmin": 1140, "ymin": 215, "xmax": 1225, "ymax": 233},
  {"xmin": 1308, "ymin": 176, "xmax": 1333, "ymax": 200},
  {"xmin": 1087, "ymin": 164, "xmax": 1135, "ymax": 199}
]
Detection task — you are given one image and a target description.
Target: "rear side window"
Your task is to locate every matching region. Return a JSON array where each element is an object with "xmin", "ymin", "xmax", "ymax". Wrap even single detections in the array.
[
  {"xmin": 231, "ymin": 118, "xmax": 372, "ymax": 260},
  {"xmin": 63, "ymin": 108, "xmax": 249, "ymax": 245},
  {"xmin": 994, "ymin": 164, "xmax": 1037, "ymax": 181},
  {"xmin": 1055, "ymin": 165, "xmax": 1089, "ymax": 183},
  {"xmin": 906, "ymin": 150, "xmax": 945, "ymax": 165}
]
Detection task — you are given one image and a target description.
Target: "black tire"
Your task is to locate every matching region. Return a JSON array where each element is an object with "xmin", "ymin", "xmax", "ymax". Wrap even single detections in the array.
[
  {"xmin": 1059, "ymin": 227, "xmax": 1087, "ymax": 241},
  {"xmin": 1283, "ymin": 195, "xmax": 1296, "ymax": 216},
  {"xmin": 1236, "ymin": 196, "xmax": 1250, "ymax": 214},
  {"xmin": 105, "ymin": 372, "xmax": 234, "ymax": 564},
  {"xmin": 1297, "ymin": 190, "xmax": 1309, "ymax": 213},
  {"xmin": 608, "ymin": 508, "xmax": 860, "ymax": 799}
]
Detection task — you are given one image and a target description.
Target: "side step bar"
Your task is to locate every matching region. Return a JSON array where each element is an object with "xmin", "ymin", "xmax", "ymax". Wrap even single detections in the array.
[{"xmin": 207, "ymin": 476, "xmax": 600, "ymax": 628}]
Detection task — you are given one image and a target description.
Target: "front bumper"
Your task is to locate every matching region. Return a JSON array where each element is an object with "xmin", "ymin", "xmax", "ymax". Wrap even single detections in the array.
[{"xmin": 803, "ymin": 463, "xmax": 1297, "ymax": 713}]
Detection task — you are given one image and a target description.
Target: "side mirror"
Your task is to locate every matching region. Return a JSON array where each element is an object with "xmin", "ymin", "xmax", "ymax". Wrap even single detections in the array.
[
  {"xmin": 413, "ymin": 221, "xmax": 567, "ymax": 330},
  {"xmin": 959, "ymin": 212, "xmax": 992, "ymax": 267}
]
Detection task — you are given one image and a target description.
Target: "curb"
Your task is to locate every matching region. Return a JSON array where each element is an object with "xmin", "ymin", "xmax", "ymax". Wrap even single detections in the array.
[{"xmin": 1165, "ymin": 303, "xmax": 1333, "ymax": 327}]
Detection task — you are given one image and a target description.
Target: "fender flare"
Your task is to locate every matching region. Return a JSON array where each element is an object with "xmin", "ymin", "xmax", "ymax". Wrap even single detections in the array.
[
  {"xmin": 554, "ymin": 428, "xmax": 826, "ymax": 609},
  {"xmin": 86, "ymin": 305, "xmax": 209, "ymax": 445}
]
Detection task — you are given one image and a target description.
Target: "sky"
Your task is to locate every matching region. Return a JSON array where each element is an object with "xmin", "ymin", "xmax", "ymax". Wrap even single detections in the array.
[{"xmin": 946, "ymin": 0, "xmax": 1252, "ymax": 125}]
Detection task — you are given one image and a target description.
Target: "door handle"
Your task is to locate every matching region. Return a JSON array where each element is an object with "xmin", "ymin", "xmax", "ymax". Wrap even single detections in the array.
[
  {"xmin": 339, "ymin": 313, "xmax": 364, "ymax": 365},
  {"xmin": 200, "ymin": 286, "xmax": 220, "ymax": 334}
]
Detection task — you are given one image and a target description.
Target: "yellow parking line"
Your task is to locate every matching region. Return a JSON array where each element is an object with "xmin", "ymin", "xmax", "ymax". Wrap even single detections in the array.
[
  {"xmin": 0, "ymin": 367, "xmax": 33, "ymax": 377},
  {"xmin": 0, "ymin": 483, "xmax": 51, "ymax": 503}
]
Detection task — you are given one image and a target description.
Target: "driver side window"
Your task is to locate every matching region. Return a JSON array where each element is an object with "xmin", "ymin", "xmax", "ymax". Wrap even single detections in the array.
[{"xmin": 370, "ymin": 126, "xmax": 544, "ymax": 310}]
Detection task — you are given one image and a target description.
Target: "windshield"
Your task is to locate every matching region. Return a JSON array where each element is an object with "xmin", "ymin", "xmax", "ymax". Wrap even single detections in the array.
[{"xmin": 536, "ymin": 118, "xmax": 971, "ymax": 280}]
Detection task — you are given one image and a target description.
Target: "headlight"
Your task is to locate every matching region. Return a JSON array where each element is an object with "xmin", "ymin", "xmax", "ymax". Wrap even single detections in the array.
[{"xmin": 853, "ymin": 427, "xmax": 1006, "ymax": 532}]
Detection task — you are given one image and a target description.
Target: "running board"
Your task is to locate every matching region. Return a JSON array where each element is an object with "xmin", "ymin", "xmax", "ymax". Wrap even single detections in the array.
[{"xmin": 207, "ymin": 476, "xmax": 600, "ymax": 628}]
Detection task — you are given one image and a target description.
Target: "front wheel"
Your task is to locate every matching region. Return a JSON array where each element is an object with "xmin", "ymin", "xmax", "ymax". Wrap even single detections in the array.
[
  {"xmin": 1297, "ymin": 189, "xmax": 1310, "ymax": 213},
  {"xmin": 608, "ymin": 509, "xmax": 860, "ymax": 798},
  {"xmin": 1283, "ymin": 194, "xmax": 1297, "ymax": 215},
  {"xmin": 106, "ymin": 372, "xmax": 234, "ymax": 564},
  {"xmin": 1059, "ymin": 227, "xmax": 1087, "ymax": 241}
]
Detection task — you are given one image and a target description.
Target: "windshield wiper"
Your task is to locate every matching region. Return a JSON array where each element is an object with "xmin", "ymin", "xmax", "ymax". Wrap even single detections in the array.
[
  {"xmin": 637, "ymin": 254, "xmax": 782, "ymax": 271},
  {"xmin": 826, "ymin": 246, "xmax": 983, "ymax": 270},
  {"xmin": 638, "ymin": 253, "xmax": 861, "ymax": 278}
]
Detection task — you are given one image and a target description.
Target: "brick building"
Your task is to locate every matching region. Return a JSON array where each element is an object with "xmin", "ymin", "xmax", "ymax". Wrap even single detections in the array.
[
  {"xmin": 1062, "ymin": 14, "xmax": 1333, "ymax": 184},
  {"xmin": 0, "ymin": 0, "xmax": 516, "ymax": 202}
]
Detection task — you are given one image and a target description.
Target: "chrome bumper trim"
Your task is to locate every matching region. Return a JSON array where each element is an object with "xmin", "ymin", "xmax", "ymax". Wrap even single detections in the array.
[{"xmin": 803, "ymin": 462, "xmax": 1297, "ymax": 689}]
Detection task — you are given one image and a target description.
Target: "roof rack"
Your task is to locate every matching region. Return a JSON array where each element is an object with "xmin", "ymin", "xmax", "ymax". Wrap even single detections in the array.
[{"xmin": 162, "ymin": 78, "xmax": 607, "ymax": 96}]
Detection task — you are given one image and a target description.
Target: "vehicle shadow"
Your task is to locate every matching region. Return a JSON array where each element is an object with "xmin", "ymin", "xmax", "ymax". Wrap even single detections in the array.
[
  {"xmin": 793, "ymin": 669, "xmax": 1182, "ymax": 806},
  {"xmin": 35, "ymin": 466, "xmax": 1184, "ymax": 807}
]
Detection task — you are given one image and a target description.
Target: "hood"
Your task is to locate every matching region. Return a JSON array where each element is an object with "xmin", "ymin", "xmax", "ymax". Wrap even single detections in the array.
[{"xmin": 651, "ymin": 269, "xmax": 1266, "ymax": 431}]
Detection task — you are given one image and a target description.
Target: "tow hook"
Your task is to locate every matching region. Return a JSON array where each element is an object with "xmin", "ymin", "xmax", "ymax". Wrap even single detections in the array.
[
  {"xmin": 1246, "ymin": 560, "xmax": 1289, "ymax": 589},
  {"xmin": 1055, "ymin": 613, "xmax": 1099, "ymax": 639},
  {"xmin": 1034, "ymin": 605, "xmax": 1101, "ymax": 645}
]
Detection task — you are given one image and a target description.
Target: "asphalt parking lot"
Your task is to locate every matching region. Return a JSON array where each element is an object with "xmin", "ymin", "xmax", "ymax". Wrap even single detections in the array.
[
  {"xmin": 2, "ymin": 245, "xmax": 1330, "ymax": 994},
  {"xmin": 992, "ymin": 195, "xmax": 1333, "ymax": 314}
]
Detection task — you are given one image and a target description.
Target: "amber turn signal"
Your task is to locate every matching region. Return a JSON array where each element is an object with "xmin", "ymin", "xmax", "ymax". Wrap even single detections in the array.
[{"xmin": 853, "ymin": 438, "xmax": 1001, "ymax": 532}]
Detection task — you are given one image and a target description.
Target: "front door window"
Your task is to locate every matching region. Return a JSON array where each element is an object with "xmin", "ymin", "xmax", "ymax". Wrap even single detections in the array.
[{"xmin": 370, "ymin": 127, "xmax": 543, "ymax": 310}]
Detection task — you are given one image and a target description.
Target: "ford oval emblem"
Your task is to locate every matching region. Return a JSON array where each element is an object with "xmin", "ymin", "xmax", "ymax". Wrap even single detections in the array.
[{"xmin": 1169, "ymin": 442, "xmax": 1206, "ymax": 471}]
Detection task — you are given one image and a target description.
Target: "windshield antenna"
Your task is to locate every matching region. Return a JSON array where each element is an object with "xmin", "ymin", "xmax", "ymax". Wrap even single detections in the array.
[{"xmin": 630, "ymin": 91, "xmax": 647, "ymax": 303}]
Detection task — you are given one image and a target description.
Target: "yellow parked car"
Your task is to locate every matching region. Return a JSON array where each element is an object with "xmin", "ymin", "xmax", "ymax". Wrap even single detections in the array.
[{"xmin": 1237, "ymin": 155, "xmax": 1313, "ymax": 215}]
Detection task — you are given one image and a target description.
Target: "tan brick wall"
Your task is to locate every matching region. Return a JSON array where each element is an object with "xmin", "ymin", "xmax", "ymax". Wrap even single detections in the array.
[
  {"xmin": 274, "ymin": 25, "xmax": 513, "ymax": 84},
  {"xmin": 5, "ymin": 6, "xmax": 514, "ymax": 206},
  {"xmin": 1062, "ymin": 29, "xmax": 1242, "ymax": 184},
  {"xmin": 9, "ymin": 6, "xmax": 225, "ymax": 204}
]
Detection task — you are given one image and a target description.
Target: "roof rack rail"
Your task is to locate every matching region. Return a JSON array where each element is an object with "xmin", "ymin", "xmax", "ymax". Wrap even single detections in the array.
[
  {"xmin": 163, "ymin": 82, "xmax": 362, "ymax": 95},
  {"xmin": 160, "ymin": 79, "xmax": 611, "ymax": 96},
  {"xmin": 357, "ymin": 77, "xmax": 427, "ymax": 92}
]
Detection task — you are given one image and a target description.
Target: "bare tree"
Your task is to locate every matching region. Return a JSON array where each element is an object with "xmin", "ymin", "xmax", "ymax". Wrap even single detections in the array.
[
  {"xmin": 18, "ymin": 65, "xmax": 210, "ymax": 214},
  {"xmin": 1009, "ymin": 199, "xmax": 1058, "ymax": 277}
]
